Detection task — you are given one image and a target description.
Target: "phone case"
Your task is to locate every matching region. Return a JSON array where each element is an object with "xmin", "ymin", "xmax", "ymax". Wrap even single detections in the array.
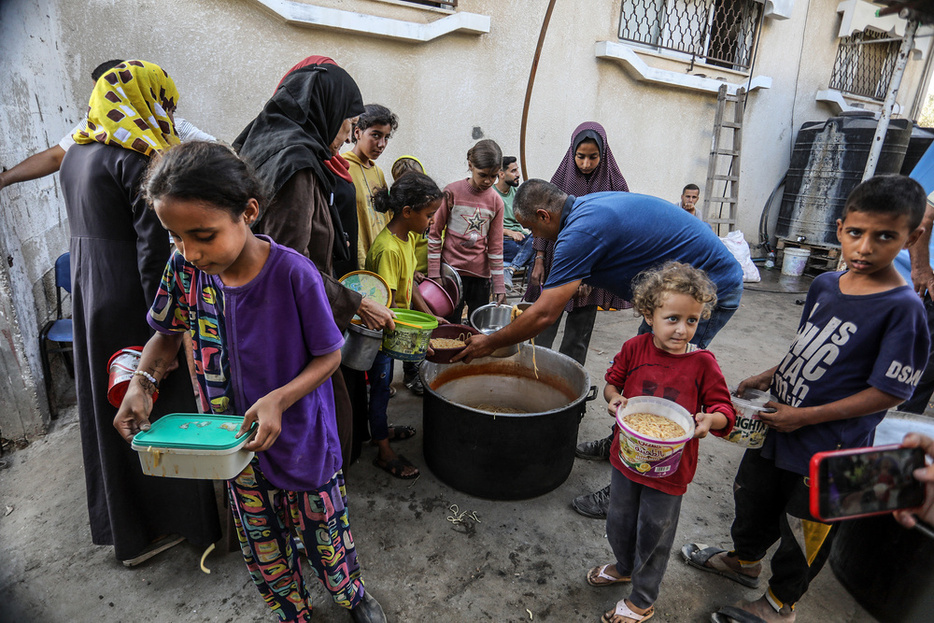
[{"xmin": 809, "ymin": 444, "xmax": 924, "ymax": 522}]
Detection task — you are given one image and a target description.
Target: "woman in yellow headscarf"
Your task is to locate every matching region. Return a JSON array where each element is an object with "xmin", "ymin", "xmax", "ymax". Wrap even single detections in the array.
[{"xmin": 59, "ymin": 60, "xmax": 220, "ymax": 565}]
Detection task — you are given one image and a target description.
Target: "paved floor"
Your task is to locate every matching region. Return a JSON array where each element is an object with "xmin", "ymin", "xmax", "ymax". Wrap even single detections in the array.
[{"xmin": 0, "ymin": 268, "xmax": 891, "ymax": 622}]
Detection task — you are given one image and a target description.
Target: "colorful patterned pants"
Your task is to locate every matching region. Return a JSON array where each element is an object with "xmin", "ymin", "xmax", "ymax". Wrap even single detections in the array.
[{"xmin": 227, "ymin": 462, "xmax": 365, "ymax": 622}]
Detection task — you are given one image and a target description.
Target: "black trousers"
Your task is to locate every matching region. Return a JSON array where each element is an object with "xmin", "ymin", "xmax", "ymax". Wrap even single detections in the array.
[
  {"xmin": 730, "ymin": 448, "xmax": 837, "ymax": 606},
  {"xmin": 447, "ymin": 275, "xmax": 491, "ymax": 325}
]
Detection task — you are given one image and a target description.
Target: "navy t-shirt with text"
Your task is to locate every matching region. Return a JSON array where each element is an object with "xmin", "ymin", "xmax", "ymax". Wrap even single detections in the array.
[{"xmin": 763, "ymin": 271, "xmax": 930, "ymax": 475}]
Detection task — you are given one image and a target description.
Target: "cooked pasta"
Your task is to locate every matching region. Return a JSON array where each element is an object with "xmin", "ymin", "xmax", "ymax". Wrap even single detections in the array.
[
  {"xmin": 473, "ymin": 404, "xmax": 526, "ymax": 414},
  {"xmin": 430, "ymin": 337, "xmax": 466, "ymax": 349},
  {"xmin": 623, "ymin": 412, "xmax": 684, "ymax": 440}
]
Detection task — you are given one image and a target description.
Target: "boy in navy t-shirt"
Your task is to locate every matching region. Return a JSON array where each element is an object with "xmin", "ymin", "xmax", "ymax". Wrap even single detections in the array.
[{"xmin": 682, "ymin": 175, "xmax": 931, "ymax": 623}]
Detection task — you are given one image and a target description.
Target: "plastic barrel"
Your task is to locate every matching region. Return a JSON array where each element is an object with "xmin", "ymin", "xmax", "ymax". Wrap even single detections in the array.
[
  {"xmin": 776, "ymin": 113, "xmax": 911, "ymax": 247},
  {"xmin": 900, "ymin": 124, "xmax": 934, "ymax": 175}
]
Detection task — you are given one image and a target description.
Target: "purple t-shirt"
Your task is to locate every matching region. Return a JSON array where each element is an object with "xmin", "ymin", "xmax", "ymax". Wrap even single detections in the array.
[
  {"xmin": 763, "ymin": 272, "xmax": 930, "ymax": 475},
  {"xmin": 148, "ymin": 237, "xmax": 344, "ymax": 491},
  {"xmin": 546, "ymin": 192, "xmax": 743, "ymax": 301}
]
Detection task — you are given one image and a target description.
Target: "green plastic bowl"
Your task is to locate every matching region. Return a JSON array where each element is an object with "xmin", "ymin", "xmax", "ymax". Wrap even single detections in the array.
[{"xmin": 382, "ymin": 309, "xmax": 439, "ymax": 361}]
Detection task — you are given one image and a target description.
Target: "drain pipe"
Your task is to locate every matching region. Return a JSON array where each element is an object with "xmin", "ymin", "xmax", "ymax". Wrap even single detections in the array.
[
  {"xmin": 863, "ymin": 16, "xmax": 919, "ymax": 180},
  {"xmin": 519, "ymin": 0, "xmax": 558, "ymax": 182}
]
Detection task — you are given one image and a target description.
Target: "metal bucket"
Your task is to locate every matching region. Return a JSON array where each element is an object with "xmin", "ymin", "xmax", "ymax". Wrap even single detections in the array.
[
  {"xmin": 341, "ymin": 323, "xmax": 383, "ymax": 371},
  {"xmin": 421, "ymin": 345, "xmax": 596, "ymax": 499}
]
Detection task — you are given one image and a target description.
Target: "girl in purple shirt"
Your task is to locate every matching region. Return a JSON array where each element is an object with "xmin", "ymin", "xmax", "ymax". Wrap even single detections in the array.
[{"xmin": 114, "ymin": 142, "xmax": 386, "ymax": 623}]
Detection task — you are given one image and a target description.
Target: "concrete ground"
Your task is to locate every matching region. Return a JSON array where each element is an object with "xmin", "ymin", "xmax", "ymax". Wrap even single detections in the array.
[{"xmin": 0, "ymin": 268, "xmax": 886, "ymax": 622}]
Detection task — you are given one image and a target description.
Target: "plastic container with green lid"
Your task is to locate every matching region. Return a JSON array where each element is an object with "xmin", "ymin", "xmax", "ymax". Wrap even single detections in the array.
[
  {"xmin": 131, "ymin": 414, "xmax": 256, "ymax": 480},
  {"xmin": 382, "ymin": 309, "xmax": 439, "ymax": 361}
]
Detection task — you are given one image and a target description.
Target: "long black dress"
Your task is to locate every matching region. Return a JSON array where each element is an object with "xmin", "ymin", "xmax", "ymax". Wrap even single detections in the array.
[{"xmin": 60, "ymin": 142, "xmax": 221, "ymax": 561}]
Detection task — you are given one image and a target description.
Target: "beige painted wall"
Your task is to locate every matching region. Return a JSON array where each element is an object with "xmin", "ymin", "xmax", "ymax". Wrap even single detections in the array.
[{"xmin": 2, "ymin": 0, "xmax": 932, "ymax": 435}]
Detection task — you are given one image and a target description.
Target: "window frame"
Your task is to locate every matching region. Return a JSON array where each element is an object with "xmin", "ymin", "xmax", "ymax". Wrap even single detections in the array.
[
  {"xmin": 617, "ymin": 0, "xmax": 763, "ymax": 73},
  {"xmin": 828, "ymin": 28, "xmax": 900, "ymax": 101}
]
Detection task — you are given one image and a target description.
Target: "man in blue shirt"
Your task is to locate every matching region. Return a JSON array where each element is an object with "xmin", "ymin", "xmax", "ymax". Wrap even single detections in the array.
[
  {"xmin": 457, "ymin": 179, "xmax": 744, "ymax": 518},
  {"xmin": 459, "ymin": 179, "xmax": 743, "ymax": 360},
  {"xmin": 895, "ymin": 146, "xmax": 934, "ymax": 413}
]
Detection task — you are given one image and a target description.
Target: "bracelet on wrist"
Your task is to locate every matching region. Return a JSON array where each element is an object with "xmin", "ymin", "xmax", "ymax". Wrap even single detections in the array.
[{"xmin": 133, "ymin": 370, "xmax": 159, "ymax": 391}]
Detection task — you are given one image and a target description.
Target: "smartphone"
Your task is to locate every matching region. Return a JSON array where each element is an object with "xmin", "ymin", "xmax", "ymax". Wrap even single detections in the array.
[{"xmin": 809, "ymin": 444, "xmax": 926, "ymax": 522}]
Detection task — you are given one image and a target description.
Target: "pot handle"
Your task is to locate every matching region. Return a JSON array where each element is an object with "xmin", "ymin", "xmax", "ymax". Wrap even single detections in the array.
[{"xmin": 585, "ymin": 385, "xmax": 597, "ymax": 402}]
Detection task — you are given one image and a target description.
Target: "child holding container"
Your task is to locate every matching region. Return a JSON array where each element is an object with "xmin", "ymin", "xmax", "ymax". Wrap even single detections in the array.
[
  {"xmin": 365, "ymin": 172, "xmax": 445, "ymax": 479},
  {"xmin": 113, "ymin": 142, "xmax": 386, "ymax": 623},
  {"xmin": 588, "ymin": 261, "xmax": 735, "ymax": 623},
  {"xmin": 391, "ymin": 155, "xmax": 431, "ymax": 395},
  {"xmin": 427, "ymin": 139, "xmax": 506, "ymax": 324},
  {"xmin": 683, "ymin": 175, "xmax": 931, "ymax": 623}
]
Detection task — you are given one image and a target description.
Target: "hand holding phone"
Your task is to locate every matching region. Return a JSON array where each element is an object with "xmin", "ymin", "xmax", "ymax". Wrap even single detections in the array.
[
  {"xmin": 809, "ymin": 444, "xmax": 926, "ymax": 522},
  {"xmin": 893, "ymin": 433, "xmax": 934, "ymax": 533}
]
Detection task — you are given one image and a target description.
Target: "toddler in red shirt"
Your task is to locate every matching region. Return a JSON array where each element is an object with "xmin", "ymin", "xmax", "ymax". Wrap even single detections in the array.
[{"xmin": 588, "ymin": 261, "xmax": 735, "ymax": 623}]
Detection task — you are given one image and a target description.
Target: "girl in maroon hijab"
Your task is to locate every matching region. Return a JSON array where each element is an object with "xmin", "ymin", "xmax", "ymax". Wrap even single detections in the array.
[{"xmin": 525, "ymin": 121, "xmax": 631, "ymax": 366}]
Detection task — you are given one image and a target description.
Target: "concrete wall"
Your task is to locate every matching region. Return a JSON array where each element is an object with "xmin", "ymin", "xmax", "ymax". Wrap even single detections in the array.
[
  {"xmin": 0, "ymin": 0, "xmax": 76, "ymax": 438},
  {"xmin": 1, "ymin": 0, "xmax": 932, "ymax": 437}
]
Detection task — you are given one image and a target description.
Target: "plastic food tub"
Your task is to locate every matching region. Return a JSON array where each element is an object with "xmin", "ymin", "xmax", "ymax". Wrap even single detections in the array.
[
  {"xmin": 616, "ymin": 396, "xmax": 695, "ymax": 478},
  {"xmin": 131, "ymin": 414, "xmax": 255, "ymax": 480},
  {"xmin": 426, "ymin": 324, "xmax": 479, "ymax": 364},
  {"xmin": 417, "ymin": 278, "xmax": 455, "ymax": 317},
  {"xmin": 338, "ymin": 270, "xmax": 391, "ymax": 306},
  {"xmin": 107, "ymin": 346, "xmax": 159, "ymax": 407},
  {"xmin": 382, "ymin": 309, "xmax": 439, "ymax": 361},
  {"xmin": 724, "ymin": 387, "xmax": 775, "ymax": 448}
]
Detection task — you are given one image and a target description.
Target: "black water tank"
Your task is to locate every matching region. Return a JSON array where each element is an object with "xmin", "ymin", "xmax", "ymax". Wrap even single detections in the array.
[
  {"xmin": 776, "ymin": 113, "xmax": 911, "ymax": 247},
  {"xmin": 900, "ymin": 124, "xmax": 934, "ymax": 175}
]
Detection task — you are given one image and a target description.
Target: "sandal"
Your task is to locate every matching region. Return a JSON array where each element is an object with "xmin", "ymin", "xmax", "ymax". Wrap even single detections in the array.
[
  {"xmin": 681, "ymin": 543, "xmax": 760, "ymax": 588},
  {"xmin": 373, "ymin": 455, "xmax": 419, "ymax": 480},
  {"xmin": 710, "ymin": 597, "xmax": 795, "ymax": 623},
  {"xmin": 370, "ymin": 425, "xmax": 416, "ymax": 445},
  {"xmin": 710, "ymin": 606, "xmax": 768, "ymax": 623},
  {"xmin": 601, "ymin": 601, "xmax": 654, "ymax": 623},
  {"xmin": 586, "ymin": 563, "xmax": 631, "ymax": 587}
]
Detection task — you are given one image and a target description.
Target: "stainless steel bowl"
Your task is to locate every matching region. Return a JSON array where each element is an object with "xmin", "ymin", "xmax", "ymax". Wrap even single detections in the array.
[
  {"xmin": 470, "ymin": 303, "xmax": 519, "ymax": 357},
  {"xmin": 440, "ymin": 263, "xmax": 462, "ymax": 307}
]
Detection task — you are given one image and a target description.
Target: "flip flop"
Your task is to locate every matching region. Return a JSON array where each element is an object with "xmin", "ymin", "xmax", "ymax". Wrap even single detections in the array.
[
  {"xmin": 681, "ymin": 543, "xmax": 760, "ymax": 588},
  {"xmin": 601, "ymin": 601, "xmax": 654, "ymax": 623},
  {"xmin": 373, "ymin": 455, "xmax": 419, "ymax": 480},
  {"xmin": 370, "ymin": 425, "xmax": 416, "ymax": 445},
  {"xmin": 586, "ymin": 563, "xmax": 631, "ymax": 587},
  {"xmin": 710, "ymin": 606, "xmax": 769, "ymax": 623}
]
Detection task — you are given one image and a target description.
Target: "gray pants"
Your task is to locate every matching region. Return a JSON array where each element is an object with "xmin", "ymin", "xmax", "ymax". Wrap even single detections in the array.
[
  {"xmin": 532, "ymin": 304, "xmax": 597, "ymax": 365},
  {"xmin": 606, "ymin": 468, "xmax": 682, "ymax": 609}
]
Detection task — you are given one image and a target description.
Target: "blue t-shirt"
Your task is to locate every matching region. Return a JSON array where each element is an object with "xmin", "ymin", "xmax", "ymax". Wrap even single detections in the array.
[
  {"xmin": 763, "ymin": 272, "xmax": 930, "ymax": 475},
  {"xmin": 895, "ymin": 146, "xmax": 934, "ymax": 283},
  {"xmin": 545, "ymin": 192, "xmax": 743, "ymax": 300}
]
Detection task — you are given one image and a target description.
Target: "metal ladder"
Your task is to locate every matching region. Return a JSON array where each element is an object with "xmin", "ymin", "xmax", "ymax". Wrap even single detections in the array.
[{"xmin": 702, "ymin": 84, "xmax": 746, "ymax": 235}]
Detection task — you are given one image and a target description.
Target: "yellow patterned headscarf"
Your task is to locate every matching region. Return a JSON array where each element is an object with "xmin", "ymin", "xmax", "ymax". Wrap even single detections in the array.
[{"xmin": 73, "ymin": 60, "xmax": 180, "ymax": 157}]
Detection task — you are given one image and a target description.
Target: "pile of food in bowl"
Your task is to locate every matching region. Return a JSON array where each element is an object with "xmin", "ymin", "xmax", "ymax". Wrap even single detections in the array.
[{"xmin": 426, "ymin": 324, "xmax": 479, "ymax": 364}]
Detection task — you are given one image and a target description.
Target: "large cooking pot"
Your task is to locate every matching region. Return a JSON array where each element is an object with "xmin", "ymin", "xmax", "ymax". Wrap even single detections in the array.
[{"xmin": 421, "ymin": 345, "xmax": 596, "ymax": 500}]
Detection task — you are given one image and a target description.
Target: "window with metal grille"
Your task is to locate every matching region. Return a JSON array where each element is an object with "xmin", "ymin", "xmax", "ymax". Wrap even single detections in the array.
[
  {"xmin": 828, "ymin": 30, "xmax": 899, "ymax": 100},
  {"xmin": 618, "ymin": 0, "xmax": 762, "ymax": 72},
  {"xmin": 402, "ymin": 0, "xmax": 457, "ymax": 8}
]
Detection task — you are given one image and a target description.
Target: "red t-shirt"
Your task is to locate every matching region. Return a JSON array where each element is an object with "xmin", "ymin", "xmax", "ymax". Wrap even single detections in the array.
[{"xmin": 606, "ymin": 333, "xmax": 736, "ymax": 496}]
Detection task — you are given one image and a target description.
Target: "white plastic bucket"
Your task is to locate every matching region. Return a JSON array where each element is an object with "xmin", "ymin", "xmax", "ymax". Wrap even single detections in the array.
[
  {"xmin": 724, "ymin": 388, "xmax": 774, "ymax": 448},
  {"xmin": 781, "ymin": 247, "xmax": 810, "ymax": 276},
  {"xmin": 616, "ymin": 396, "xmax": 695, "ymax": 478}
]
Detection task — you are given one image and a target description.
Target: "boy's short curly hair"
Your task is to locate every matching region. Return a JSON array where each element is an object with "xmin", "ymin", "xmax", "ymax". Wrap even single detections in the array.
[{"xmin": 630, "ymin": 261, "xmax": 718, "ymax": 320}]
